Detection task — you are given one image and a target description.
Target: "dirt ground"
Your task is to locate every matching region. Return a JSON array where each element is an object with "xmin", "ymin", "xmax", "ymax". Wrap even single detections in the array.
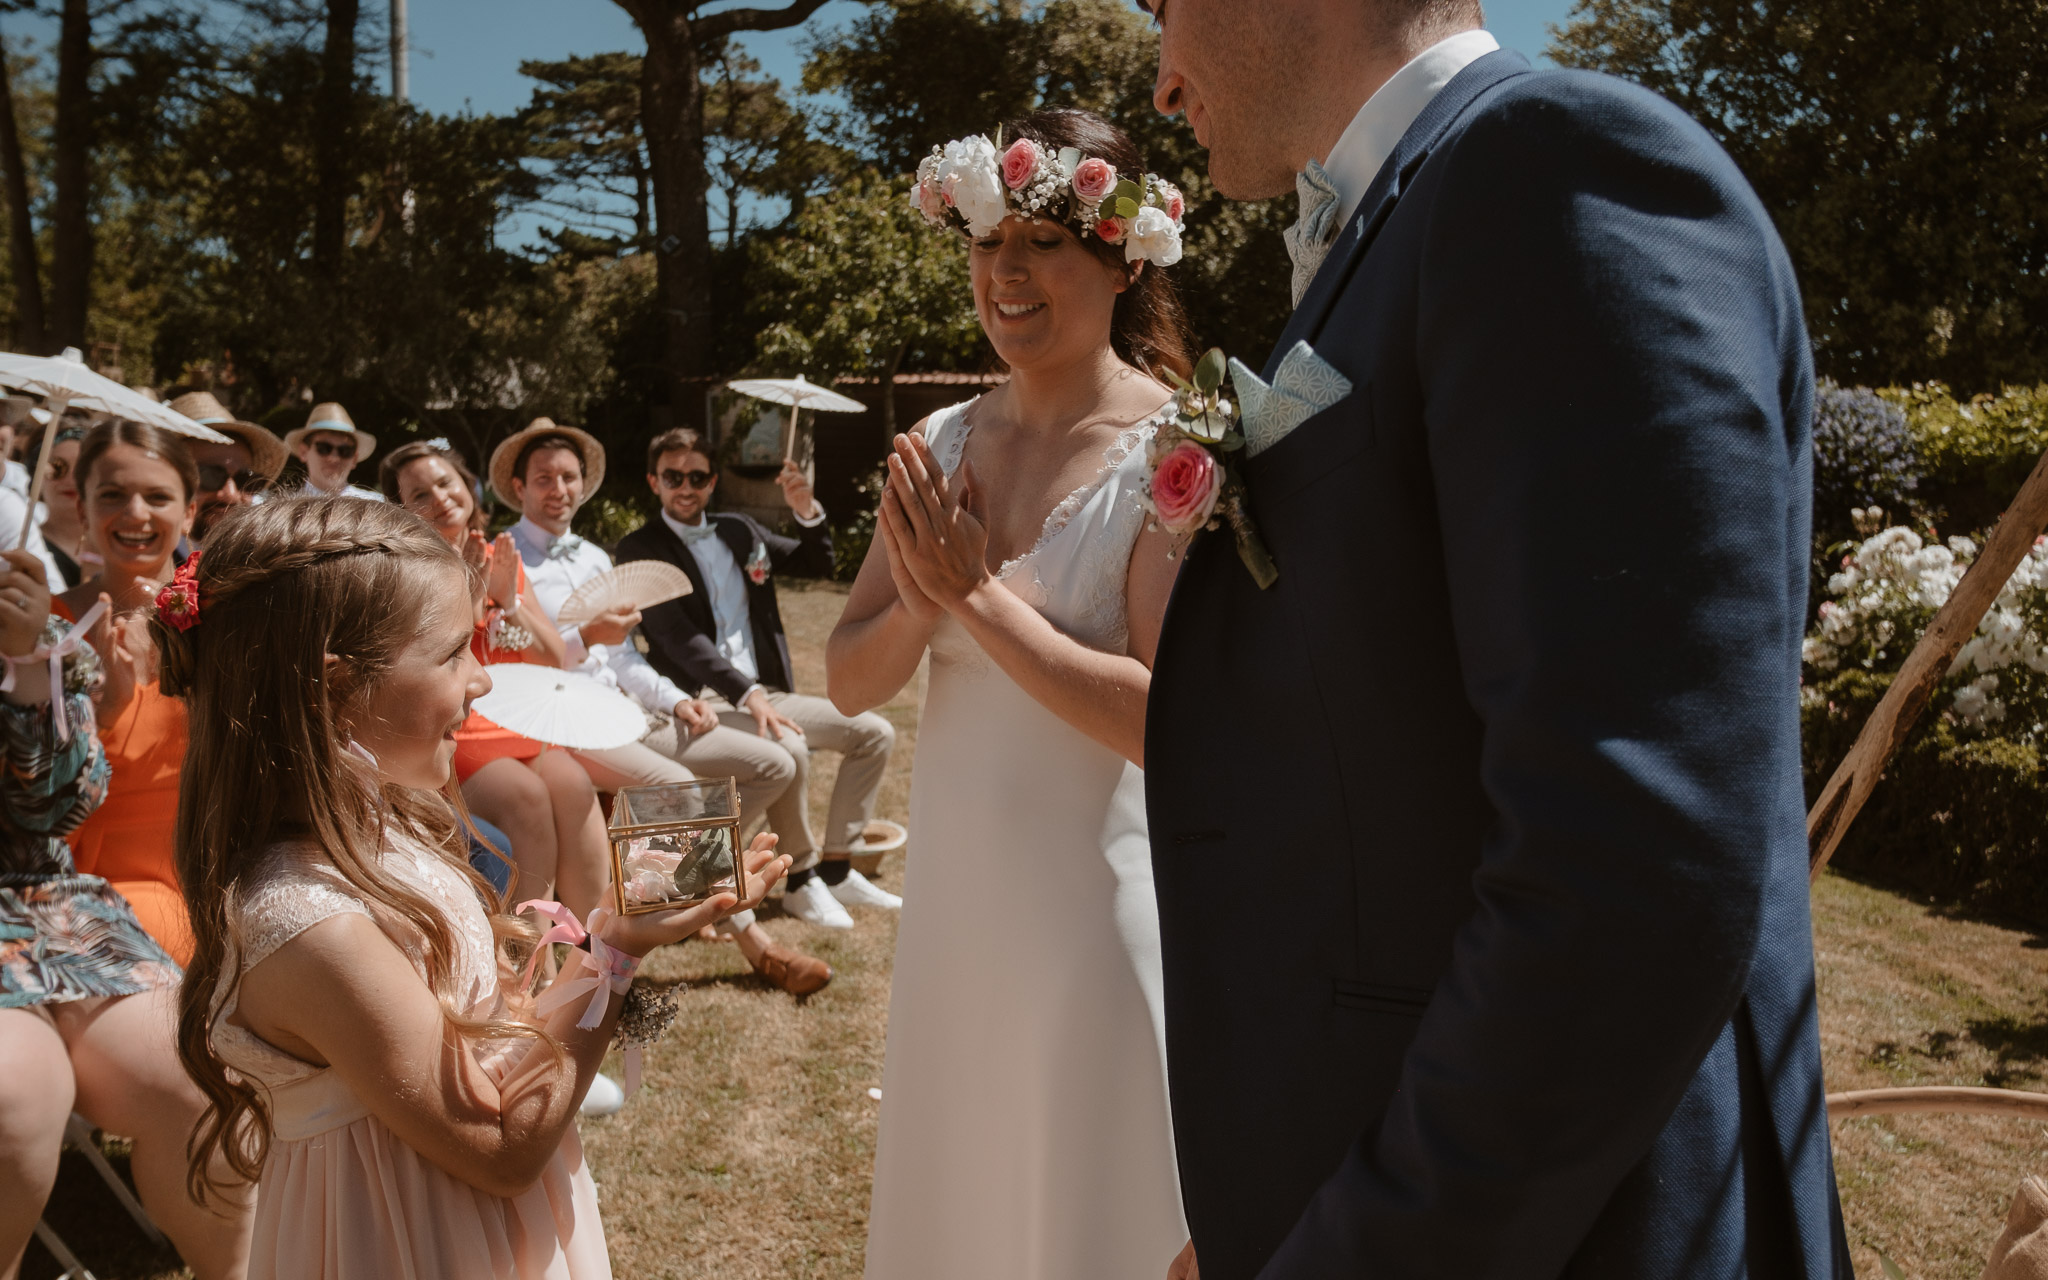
[{"xmin": 29, "ymin": 579, "xmax": 2048, "ymax": 1279}]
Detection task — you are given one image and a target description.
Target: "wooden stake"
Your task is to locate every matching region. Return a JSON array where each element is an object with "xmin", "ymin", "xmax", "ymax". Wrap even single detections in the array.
[
  {"xmin": 1827, "ymin": 1086, "xmax": 2048, "ymax": 1121},
  {"xmin": 1808, "ymin": 445, "xmax": 2048, "ymax": 879}
]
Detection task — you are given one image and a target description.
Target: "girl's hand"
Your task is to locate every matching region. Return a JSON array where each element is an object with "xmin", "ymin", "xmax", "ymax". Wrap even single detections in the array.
[
  {"xmin": 486, "ymin": 532, "xmax": 520, "ymax": 609},
  {"xmin": 0, "ymin": 550, "xmax": 50, "ymax": 658},
  {"xmin": 604, "ymin": 833, "xmax": 791, "ymax": 958},
  {"xmin": 883, "ymin": 432, "xmax": 991, "ymax": 609}
]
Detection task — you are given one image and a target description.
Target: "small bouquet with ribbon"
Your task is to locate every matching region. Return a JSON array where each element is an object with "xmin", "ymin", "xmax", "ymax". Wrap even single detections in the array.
[{"xmin": 1140, "ymin": 348, "xmax": 1279, "ymax": 589}]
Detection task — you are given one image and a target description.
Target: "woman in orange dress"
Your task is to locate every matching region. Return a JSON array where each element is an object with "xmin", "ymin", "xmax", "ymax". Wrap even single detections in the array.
[
  {"xmin": 381, "ymin": 440, "xmax": 612, "ymax": 919},
  {"xmin": 57, "ymin": 420, "xmax": 202, "ymax": 966}
]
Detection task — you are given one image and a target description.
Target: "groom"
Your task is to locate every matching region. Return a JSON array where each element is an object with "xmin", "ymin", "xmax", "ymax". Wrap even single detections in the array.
[{"xmin": 1142, "ymin": 2, "xmax": 1849, "ymax": 1278}]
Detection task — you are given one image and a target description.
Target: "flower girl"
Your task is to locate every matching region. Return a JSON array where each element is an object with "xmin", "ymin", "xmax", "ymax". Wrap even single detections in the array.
[{"xmin": 159, "ymin": 499, "xmax": 787, "ymax": 1279}]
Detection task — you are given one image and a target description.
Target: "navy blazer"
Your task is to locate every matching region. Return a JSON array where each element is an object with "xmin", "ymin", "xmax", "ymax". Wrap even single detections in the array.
[
  {"xmin": 613, "ymin": 511, "xmax": 833, "ymax": 705},
  {"xmin": 1146, "ymin": 51, "xmax": 1849, "ymax": 1280}
]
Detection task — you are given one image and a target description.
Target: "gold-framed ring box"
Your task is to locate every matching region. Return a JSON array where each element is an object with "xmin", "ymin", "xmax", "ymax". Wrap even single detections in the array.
[{"xmin": 609, "ymin": 778, "xmax": 743, "ymax": 914}]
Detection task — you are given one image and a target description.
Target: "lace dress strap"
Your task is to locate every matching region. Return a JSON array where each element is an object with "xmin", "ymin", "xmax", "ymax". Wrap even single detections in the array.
[
  {"xmin": 921, "ymin": 398, "xmax": 980, "ymax": 479},
  {"xmin": 235, "ymin": 853, "xmax": 374, "ymax": 972}
]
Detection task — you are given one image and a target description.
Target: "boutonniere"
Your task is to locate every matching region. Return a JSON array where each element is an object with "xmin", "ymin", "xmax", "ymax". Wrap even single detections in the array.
[
  {"xmin": 745, "ymin": 542, "xmax": 771, "ymax": 585},
  {"xmin": 1140, "ymin": 348, "xmax": 1279, "ymax": 589}
]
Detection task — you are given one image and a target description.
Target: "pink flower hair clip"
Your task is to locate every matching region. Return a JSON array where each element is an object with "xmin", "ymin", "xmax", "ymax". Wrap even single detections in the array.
[{"xmin": 155, "ymin": 552, "xmax": 204, "ymax": 632}]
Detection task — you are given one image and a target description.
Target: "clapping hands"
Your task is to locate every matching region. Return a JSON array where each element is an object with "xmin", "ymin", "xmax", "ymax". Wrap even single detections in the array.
[{"xmin": 879, "ymin": 432, "xmax": 989, "ymax": 619}]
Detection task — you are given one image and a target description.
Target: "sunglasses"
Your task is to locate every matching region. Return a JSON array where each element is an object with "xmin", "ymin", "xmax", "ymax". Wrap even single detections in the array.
[
  {"xmin": 197, "ymin": 464, "xmax": 271, "ymax": 494},
  {"xmin": 310, "ymin": 439, "xmax": 357, "ymax": 460},
  {"xmin": 660, "ymin": 468, "xmax": 716, "ymax": 490}
]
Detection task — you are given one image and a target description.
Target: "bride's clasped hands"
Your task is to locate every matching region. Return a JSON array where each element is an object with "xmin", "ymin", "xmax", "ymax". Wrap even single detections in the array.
[{"xmin": 878, "ymin": 431, "xmax": 992, "ymax": 619}]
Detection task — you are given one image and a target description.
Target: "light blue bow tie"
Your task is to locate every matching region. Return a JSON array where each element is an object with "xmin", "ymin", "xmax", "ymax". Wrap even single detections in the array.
[
  {"xmin": 1282, "ymin": 160, "xmax": 1341, "ymax": 308},
  {"xmin": 546, "ymin": 533, "xmax": 585, "ymax": 559},
  {"xmin": 673, "ymin": 519, "xmax": 717, "ymax": 545}
]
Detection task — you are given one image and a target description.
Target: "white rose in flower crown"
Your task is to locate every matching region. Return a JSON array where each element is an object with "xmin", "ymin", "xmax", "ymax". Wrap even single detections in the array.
[
  {"xmin": 1124, "ymin": 205, "xmax": 1184, "ymax": 267},
  {"xmin": 939, "ymin": 135, "xmax": 1008, "ymax": 237}
]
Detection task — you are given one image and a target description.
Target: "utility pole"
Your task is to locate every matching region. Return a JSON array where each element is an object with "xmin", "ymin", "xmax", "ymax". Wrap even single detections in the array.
[{"xmin": 389, "ymin": 0, "xmax": 407, "ymax": 102}]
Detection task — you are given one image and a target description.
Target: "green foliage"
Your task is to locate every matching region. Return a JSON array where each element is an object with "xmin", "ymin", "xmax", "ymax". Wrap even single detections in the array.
[
  {"xmin": 1886, "ymin": 383, "xmax": 2048, "ymax": 536},
  {"xmin": 749, "ymin": 171, "xmax": 982, "ymax": 384},
  {"xmin": 830, "ymin": 464, "xmax": 887, "ymax": 582},
  {"xmin": 1552, "ymin": 0, "xmax": 2048, "ymax": 391},
  {"xmin": 802, "ymin": 0, "xmax": 1293, "ymax": 361},
  {"xmin": 1804, "ymin": 669, "xmax": 2048, "ymax": 930}
]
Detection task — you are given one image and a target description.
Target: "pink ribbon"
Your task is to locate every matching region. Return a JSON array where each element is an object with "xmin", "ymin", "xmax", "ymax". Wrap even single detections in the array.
[
  {"xmin": 517, "ymin": 898, "xmax": 649, "ymax": 1097},
  {"xmin": 0, "ymin": 596, "xmax": 109, "ymax": 742}
]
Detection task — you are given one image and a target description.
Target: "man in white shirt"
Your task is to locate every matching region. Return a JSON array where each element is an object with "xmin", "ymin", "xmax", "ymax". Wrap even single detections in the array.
[
  {"xmin": 615, "ymin": 428, "xmax": 901, "ymax": 931},
  {"xmin": 284, "ymin": 402, "xmax": 384, "ymax": 501},
  {"xmin": 490, "ymin": 418, "xmax": 833, "ymax": 995}
]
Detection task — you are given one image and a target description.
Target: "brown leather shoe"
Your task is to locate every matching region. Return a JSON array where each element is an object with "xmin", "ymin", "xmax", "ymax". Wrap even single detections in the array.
[{"xmin": 752, "ymin": 942, "xmax": 832, "ymax": 995}]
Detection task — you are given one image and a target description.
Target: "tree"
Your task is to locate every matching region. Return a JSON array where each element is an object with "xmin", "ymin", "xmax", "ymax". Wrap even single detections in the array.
[
  {"xmin": 750, "ymin": 171, "xmax": 982, "ymax": 436},
  {"xmin": 0, "ymin": 28, "xmax": 47, "ymax": 351},
  {"xmin": 47, "ymin": 0, "xmax": 90, "ymax": 347},
  {"xmin": 521, "ymin": 51, "xmax": 652, "ymax": 254},
  {"xmin": 1552, "ymin": 0, "xmax": 2048, "ymax": 391},
  {"xmin": 607, "ymin": 0, "xmax": 833, "ymax": 420}
]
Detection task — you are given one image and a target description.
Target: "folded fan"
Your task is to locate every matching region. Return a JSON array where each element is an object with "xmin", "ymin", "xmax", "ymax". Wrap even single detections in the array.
[
  {"xmin": 556, "ymin": 561, "xmax": 693, "ymax": 627},
  {"xmin": 472, "ymin": 665, "xmax": 649, "ymax": 750}
]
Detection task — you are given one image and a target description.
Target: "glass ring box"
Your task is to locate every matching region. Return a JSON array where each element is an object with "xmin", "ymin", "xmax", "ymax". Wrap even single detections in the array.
[{"xmin": 609, "ymin": 778, "xmax": 742, "ymax": 914}]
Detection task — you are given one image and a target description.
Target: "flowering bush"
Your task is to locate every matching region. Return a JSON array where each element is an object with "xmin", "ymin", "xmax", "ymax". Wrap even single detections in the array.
[
  {"xmin": 1812, "ymin": 381, "xmax": 1922, "ymax": 535},
  {"xmin": 1804, "ymin": 525, "xmax": 2048, "ymax": 737}
]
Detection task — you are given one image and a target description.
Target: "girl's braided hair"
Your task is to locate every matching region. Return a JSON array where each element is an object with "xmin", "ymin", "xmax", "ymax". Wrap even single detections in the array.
[{"xmin": 159, "ymin": 497, "xmax": 546, "ymax": 1201}]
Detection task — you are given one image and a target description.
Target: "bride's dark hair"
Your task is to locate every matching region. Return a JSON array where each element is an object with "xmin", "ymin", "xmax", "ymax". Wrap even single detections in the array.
[{"xmin": 997, "ymin": 107, "xmax": 1196, "ymax": 383}]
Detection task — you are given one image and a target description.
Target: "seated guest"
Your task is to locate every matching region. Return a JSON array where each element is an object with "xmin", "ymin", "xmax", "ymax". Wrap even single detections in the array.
[
  {"xmin": 160, "ymin": 498, "xmax": 788, "ymax": 1279},
  {"xmin": 0, "ymin": 397, "xmax": 33, "ymax": 496},
  {"xmin": 57, "ymin": 420, "xmax": 200, "ymax": 964},
  {"xmin": 28, "ymin": 417, "xmax": 95, "ymax": 586},
  {"xmin": 0, "ymin": 547, "xmax": 253, "ymax": 1279},
  {"xmin": 490, "ymin": 419, "xmax": 833, "ymax": 993},
  {"xmin": 282, "ymin": 402, "xmax": 381, "ymax": 500},
  {"xmin": 167, "ymin": 391, "xmax": 289, "ymax": 543},
  {"xmin": 619, "ymin": 428, "xmax": 900, "ymax": 929}
]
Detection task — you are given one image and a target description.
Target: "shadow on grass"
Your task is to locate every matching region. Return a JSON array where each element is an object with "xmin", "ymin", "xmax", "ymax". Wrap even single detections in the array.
[{"xmin": 1827, "ymin": 865, "xmax": 2048, "ymax": 946}]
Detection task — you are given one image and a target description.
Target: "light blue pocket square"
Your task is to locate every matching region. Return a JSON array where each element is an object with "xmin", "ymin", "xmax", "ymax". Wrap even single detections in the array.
[{"xmin": 1228, "ymin": 340, "xmax": 1353, "ymax": 458}]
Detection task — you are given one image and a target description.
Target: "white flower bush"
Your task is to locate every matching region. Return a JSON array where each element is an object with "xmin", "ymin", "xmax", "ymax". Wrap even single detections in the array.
[{"xmin": 1804, "ymin": 524, "xmax": 2048, "ymax": 736}]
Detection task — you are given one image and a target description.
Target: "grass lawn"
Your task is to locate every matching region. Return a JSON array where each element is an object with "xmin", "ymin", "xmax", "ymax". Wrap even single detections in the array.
[{"xmin": 29, "ymin": 578, "xmax": 2048, "ymax": 1279}]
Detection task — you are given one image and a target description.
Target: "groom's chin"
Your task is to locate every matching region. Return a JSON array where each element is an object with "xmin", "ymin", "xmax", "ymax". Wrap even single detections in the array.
[{"xmin": 1204, "ymin": 149, "xmax": 1302, "ymax": 203}]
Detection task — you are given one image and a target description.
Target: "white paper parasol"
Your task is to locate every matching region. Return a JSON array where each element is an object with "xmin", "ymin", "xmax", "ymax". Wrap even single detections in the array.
[
  {"xmin": 0, "ymin": 347, "xmax": 231, "ymax": 543},
  {"xmin": 472, "ymin": 664, "xmax": 649, "ymax": 750},
  {"xmin": 726, "ymin": 376, "xmax": 867, "ymax": 461},
  {"xmin": 556, "ymin": 560, "xmax": 693, "ymax": 628}
]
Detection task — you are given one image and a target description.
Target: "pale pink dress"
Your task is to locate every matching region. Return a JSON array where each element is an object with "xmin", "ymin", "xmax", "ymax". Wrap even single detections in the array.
[{"xmin": 210, "ymin": 832, "xmax": 611, "ymax": 1279}]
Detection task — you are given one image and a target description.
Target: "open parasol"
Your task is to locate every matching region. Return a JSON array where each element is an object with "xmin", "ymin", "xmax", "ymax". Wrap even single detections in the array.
[
  {"xmin": 472, "ymin": 664, "xmax": 649, "ymax": 751},
  {"xmin": 725, "ymin": 376, "xmax": 867, "ymax": 462},
  {"xmin": 0, "ymin": 347, "xmax": 230, "ymax": 543}
]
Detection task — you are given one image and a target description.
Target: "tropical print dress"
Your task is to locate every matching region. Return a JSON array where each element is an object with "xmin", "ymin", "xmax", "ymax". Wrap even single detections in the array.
[{"xmin": 0, "ymin": 618, "xmax": 176, "ymax": 1008}]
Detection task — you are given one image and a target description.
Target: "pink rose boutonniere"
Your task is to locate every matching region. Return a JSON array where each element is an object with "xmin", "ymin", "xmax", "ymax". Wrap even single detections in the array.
[
  {"xmin": 745, "ymin": 542, "xmax": 772, "ymax": 586},
  {"xmin": 1140, "ymin": 349, "xmax": 1279, "ymax": 588}
]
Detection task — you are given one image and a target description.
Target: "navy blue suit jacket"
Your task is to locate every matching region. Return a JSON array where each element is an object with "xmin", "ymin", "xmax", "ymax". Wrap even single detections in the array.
[{"xmin": 1145, "ymin": 51, "xmax": 1849, "ymax": 1279}]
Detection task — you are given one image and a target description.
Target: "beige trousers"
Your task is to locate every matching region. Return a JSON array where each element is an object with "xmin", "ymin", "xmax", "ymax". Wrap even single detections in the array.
[{"xmin": 570, "ymin": 693, "xmax": 893, "ymax": 875}]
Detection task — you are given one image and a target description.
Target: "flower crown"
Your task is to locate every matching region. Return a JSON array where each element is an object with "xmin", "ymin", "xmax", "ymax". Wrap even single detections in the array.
[{"xmin": 910, "ymin": 131, "xmax": 1187, "ymax": 268}]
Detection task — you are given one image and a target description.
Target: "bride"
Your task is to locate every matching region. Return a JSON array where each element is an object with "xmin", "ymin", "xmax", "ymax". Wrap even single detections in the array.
[{"xmin": 828, "ymin": 108, "xmax": 1194, "ymax": 1278}]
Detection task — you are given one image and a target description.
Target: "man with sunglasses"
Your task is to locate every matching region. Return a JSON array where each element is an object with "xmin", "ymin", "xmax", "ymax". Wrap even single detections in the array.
[
  {"xmin": 166, "ymin": 391, "xmax": 289, "ymax": 543},
  {"xmin": 283, "ymin": 401, "xmax": 382, "ymax": 501},
  {"xmin": 617, "ymin": 427, "xmax": 901, "ymax": 931}
]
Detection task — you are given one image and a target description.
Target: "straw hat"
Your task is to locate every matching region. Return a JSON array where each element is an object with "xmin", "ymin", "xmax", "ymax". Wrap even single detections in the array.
[
  {"xmin": 166, "ymin": 391, "xmax": 289, "ymax": 480},
  {"xmin": 488, "ymin": 417, "xmax": 606, "ymax": 510},
  {"xmin": 283, "ymin": 402, "xmax": 377, "ymax": 460}
]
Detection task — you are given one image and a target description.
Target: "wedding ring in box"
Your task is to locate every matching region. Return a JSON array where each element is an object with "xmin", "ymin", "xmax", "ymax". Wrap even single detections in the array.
[{"xmin": 609, "ymin": 778, "xmax": 742, "ymax": 915}]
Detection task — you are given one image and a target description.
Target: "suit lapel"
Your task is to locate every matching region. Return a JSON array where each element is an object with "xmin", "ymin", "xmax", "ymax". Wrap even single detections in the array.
[
  {"xmin": 1264, "ymin": 48, "xmax": 1533, "ymax": 379},
  {"xmin": 656, "ymin": 520, "xmax": 716, "ymax": 629}
]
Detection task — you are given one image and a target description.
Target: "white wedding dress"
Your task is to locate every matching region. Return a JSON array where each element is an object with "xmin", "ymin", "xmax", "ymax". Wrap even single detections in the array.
[{"xmin": 865, "ymin": 399, "xmax": 1187, "ymax": 1280}]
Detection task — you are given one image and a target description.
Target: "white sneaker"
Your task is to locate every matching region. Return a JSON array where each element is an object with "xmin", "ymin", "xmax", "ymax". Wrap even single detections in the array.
[
  {"xmin": 784, "ymin": 877, "xmax": 855, "ymax": 929},
  {"xmin": 829, "ymin": 868, "xmax": 902, "ymax": 910},
  {"xmin": 581, "ymin": 1072, "xmax": 625, "ymax": 1117}
]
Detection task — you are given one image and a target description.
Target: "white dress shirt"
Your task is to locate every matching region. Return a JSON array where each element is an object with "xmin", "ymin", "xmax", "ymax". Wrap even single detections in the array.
[
  {"xmin": 1320, "ymin": 28, "xmax": 1500, "ymax": 229},
  {"xmin": 506, "ymin": 516, "xmax": 691, "ymax": 717},
  {"xmin": 661, "ymin": 511, "xmax": 762, "ymax": 701}
]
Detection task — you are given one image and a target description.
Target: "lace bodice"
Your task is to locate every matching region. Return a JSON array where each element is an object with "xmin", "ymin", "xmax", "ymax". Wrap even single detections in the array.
[
  {"xmin": 211, "ymin": 828, "xmax": 500, "ymax": 1089},
  {"xmin": 923, "ymin": 397, "xmax": 1165, "ymax": 671}
]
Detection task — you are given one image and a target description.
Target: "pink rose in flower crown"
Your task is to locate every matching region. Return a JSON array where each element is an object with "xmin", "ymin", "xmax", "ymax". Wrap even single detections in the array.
[
  {"xmin": 915, "ymin": 178, "xmax": 946, "ymax": 221},
  {"xmin": 1150, "ymin": 440, "xmax": 1222, "ymax": 535},
  {"xmin": 1002, "ymin": 138, "xmax": 1042, "ymax": 191},
  {"xmin": 1093, "ymin": 217, "xmax": 1125, "ymax": 244},
  {"xmin": 1163, "ymin": 185, "xmax": 1185, "ymax": 221},
  {"xmin": 1072, "ymin": 156, "xmax": 1117, "ymax": 204}
]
